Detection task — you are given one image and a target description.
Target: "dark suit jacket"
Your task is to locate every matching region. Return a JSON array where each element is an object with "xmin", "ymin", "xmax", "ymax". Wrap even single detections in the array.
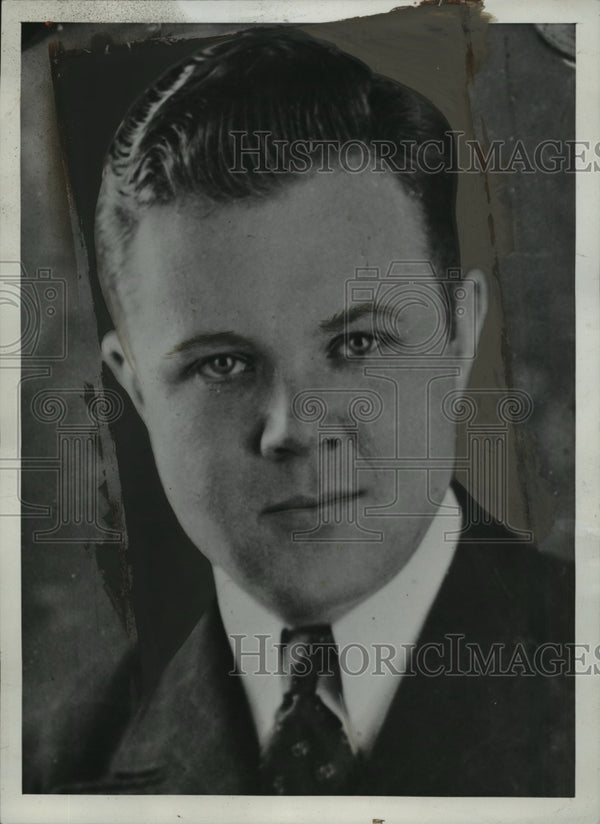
[{"xmin": 54, "ymin": 486, "xmax": 575, "ymax": 796}]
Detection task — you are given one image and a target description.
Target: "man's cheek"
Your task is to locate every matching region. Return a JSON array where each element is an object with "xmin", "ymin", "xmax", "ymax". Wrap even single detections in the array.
[
  {"xmin": 162, "ymin": 392, "xmax": 256, "ymax": 441},
  {"xmin": 357, "ymin": 420, "xmax": 393, "ymax": 462}
]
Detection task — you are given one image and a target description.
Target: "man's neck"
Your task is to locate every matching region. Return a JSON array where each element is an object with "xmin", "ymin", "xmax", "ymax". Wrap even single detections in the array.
[{"xmin": 214, "ymin": 484, "xmax": 461, "ymax": 751}]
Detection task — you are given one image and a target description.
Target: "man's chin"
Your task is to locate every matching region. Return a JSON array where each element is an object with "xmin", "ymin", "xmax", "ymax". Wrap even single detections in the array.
[{"xmin": 242, "ymin": 554, "xmax": 405, "ymax": 626}]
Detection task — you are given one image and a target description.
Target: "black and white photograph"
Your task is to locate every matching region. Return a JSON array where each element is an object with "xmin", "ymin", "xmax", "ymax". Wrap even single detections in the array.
[{"xmin": 1, "ymin": 1, "xmax": 599, "ymax": 822}]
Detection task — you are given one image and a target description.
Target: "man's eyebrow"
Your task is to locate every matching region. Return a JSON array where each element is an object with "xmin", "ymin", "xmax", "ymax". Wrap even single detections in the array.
[
  {"xmin": 319, "ymin": 302, "xmax": 382, "ymax": 333},
  {"xmin": 165, "ymin": 331, "xmax": 251, "ymax": 358}
]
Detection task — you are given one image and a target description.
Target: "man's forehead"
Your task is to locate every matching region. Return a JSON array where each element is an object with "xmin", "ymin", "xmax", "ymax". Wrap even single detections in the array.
[{"xmin": 130, "ymin": 169, "xmax": 430, "ymax": 271}]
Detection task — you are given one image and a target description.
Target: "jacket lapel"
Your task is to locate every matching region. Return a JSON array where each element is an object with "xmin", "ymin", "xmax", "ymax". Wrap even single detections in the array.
[
  {"xmin": 105, "ymin": 601, "xmax": 260, "ymax": 794},
  {"xmin": 361, "ymin": 520, "xmax": 574, "ymax": 796}
]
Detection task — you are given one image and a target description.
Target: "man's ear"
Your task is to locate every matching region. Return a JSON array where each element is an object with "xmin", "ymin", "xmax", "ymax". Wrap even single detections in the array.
[
  {"xmin": 449, "ymin": 267, "xmax": 489, "ymax": 385},
  {"xmin": 101, "ymin": 330, "xmax": 145, "ymax": 419}
]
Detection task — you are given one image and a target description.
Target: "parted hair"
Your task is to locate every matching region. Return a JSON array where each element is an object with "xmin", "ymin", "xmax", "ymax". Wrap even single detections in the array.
[{"xmin": 95, "ymin": 26, "xmax": 460, "ymax": 331}]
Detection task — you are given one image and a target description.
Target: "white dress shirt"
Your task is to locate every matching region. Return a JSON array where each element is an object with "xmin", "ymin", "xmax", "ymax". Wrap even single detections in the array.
[{"xmin": 214, "ymin": 485, "xmax": 460, "ymax": 753}]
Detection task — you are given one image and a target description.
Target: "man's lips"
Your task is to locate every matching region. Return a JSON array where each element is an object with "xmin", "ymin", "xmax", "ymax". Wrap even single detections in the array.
[{"xmin": 261, "ymin": 490, "xmax": 365, "ymax": 515}]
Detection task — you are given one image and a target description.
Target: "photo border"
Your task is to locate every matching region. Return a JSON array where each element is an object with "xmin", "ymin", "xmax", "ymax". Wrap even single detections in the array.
[{"xmin": 1, "ymin": 1, "xmax": 598, "ymax": 822}]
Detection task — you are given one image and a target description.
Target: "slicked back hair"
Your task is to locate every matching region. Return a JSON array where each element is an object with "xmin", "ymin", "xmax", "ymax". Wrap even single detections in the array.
[{"xmin": 95, "ymin": 26, "xmax": 460, "ymax": 335}]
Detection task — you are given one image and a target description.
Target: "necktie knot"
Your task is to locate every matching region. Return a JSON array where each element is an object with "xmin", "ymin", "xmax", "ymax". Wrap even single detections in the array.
[{"xmin": 280, "ymin": 625, "xmax": 338, "ymax": 696}]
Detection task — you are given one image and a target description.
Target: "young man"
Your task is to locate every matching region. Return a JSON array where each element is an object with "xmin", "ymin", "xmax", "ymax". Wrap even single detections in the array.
[{"xmin": 75, "ymin": 27, "xmax": 572, "ymax": 795}]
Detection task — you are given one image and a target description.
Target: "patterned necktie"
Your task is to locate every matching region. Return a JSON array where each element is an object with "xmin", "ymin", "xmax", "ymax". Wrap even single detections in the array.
[{"xmin": 260, "ymin": 625, "xmax": 357, "ymax": 794}]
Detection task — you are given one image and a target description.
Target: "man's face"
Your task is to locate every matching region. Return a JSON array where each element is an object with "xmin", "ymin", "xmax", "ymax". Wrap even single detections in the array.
[{"xmin": 105, "ymin": 170, "xmax": 484, "ymax": 624}]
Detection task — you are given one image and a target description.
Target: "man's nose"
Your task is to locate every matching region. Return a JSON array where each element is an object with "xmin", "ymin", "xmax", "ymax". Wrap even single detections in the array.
[{"xmin": 255, "ymin": 380, "xmax": 311, "ymax": 461}]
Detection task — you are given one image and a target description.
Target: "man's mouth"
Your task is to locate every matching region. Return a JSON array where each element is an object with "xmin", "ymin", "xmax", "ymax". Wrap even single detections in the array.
[{"xmin": 261, "ymin": 490, "xmax": 365, "ymax": 515}]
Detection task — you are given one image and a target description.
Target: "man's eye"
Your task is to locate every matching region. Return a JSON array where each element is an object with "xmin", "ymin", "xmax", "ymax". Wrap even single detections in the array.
[
  {"xmin": 195, "ymin": 354, "xmax": 251, "ymax": 380},
  {"xmin": 329, "ymin": 331, "xmax": 378, "ymax": 359},
  {"xmin": 348, "ymin": 332, "xmax": 376, "ymax": 356}
]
